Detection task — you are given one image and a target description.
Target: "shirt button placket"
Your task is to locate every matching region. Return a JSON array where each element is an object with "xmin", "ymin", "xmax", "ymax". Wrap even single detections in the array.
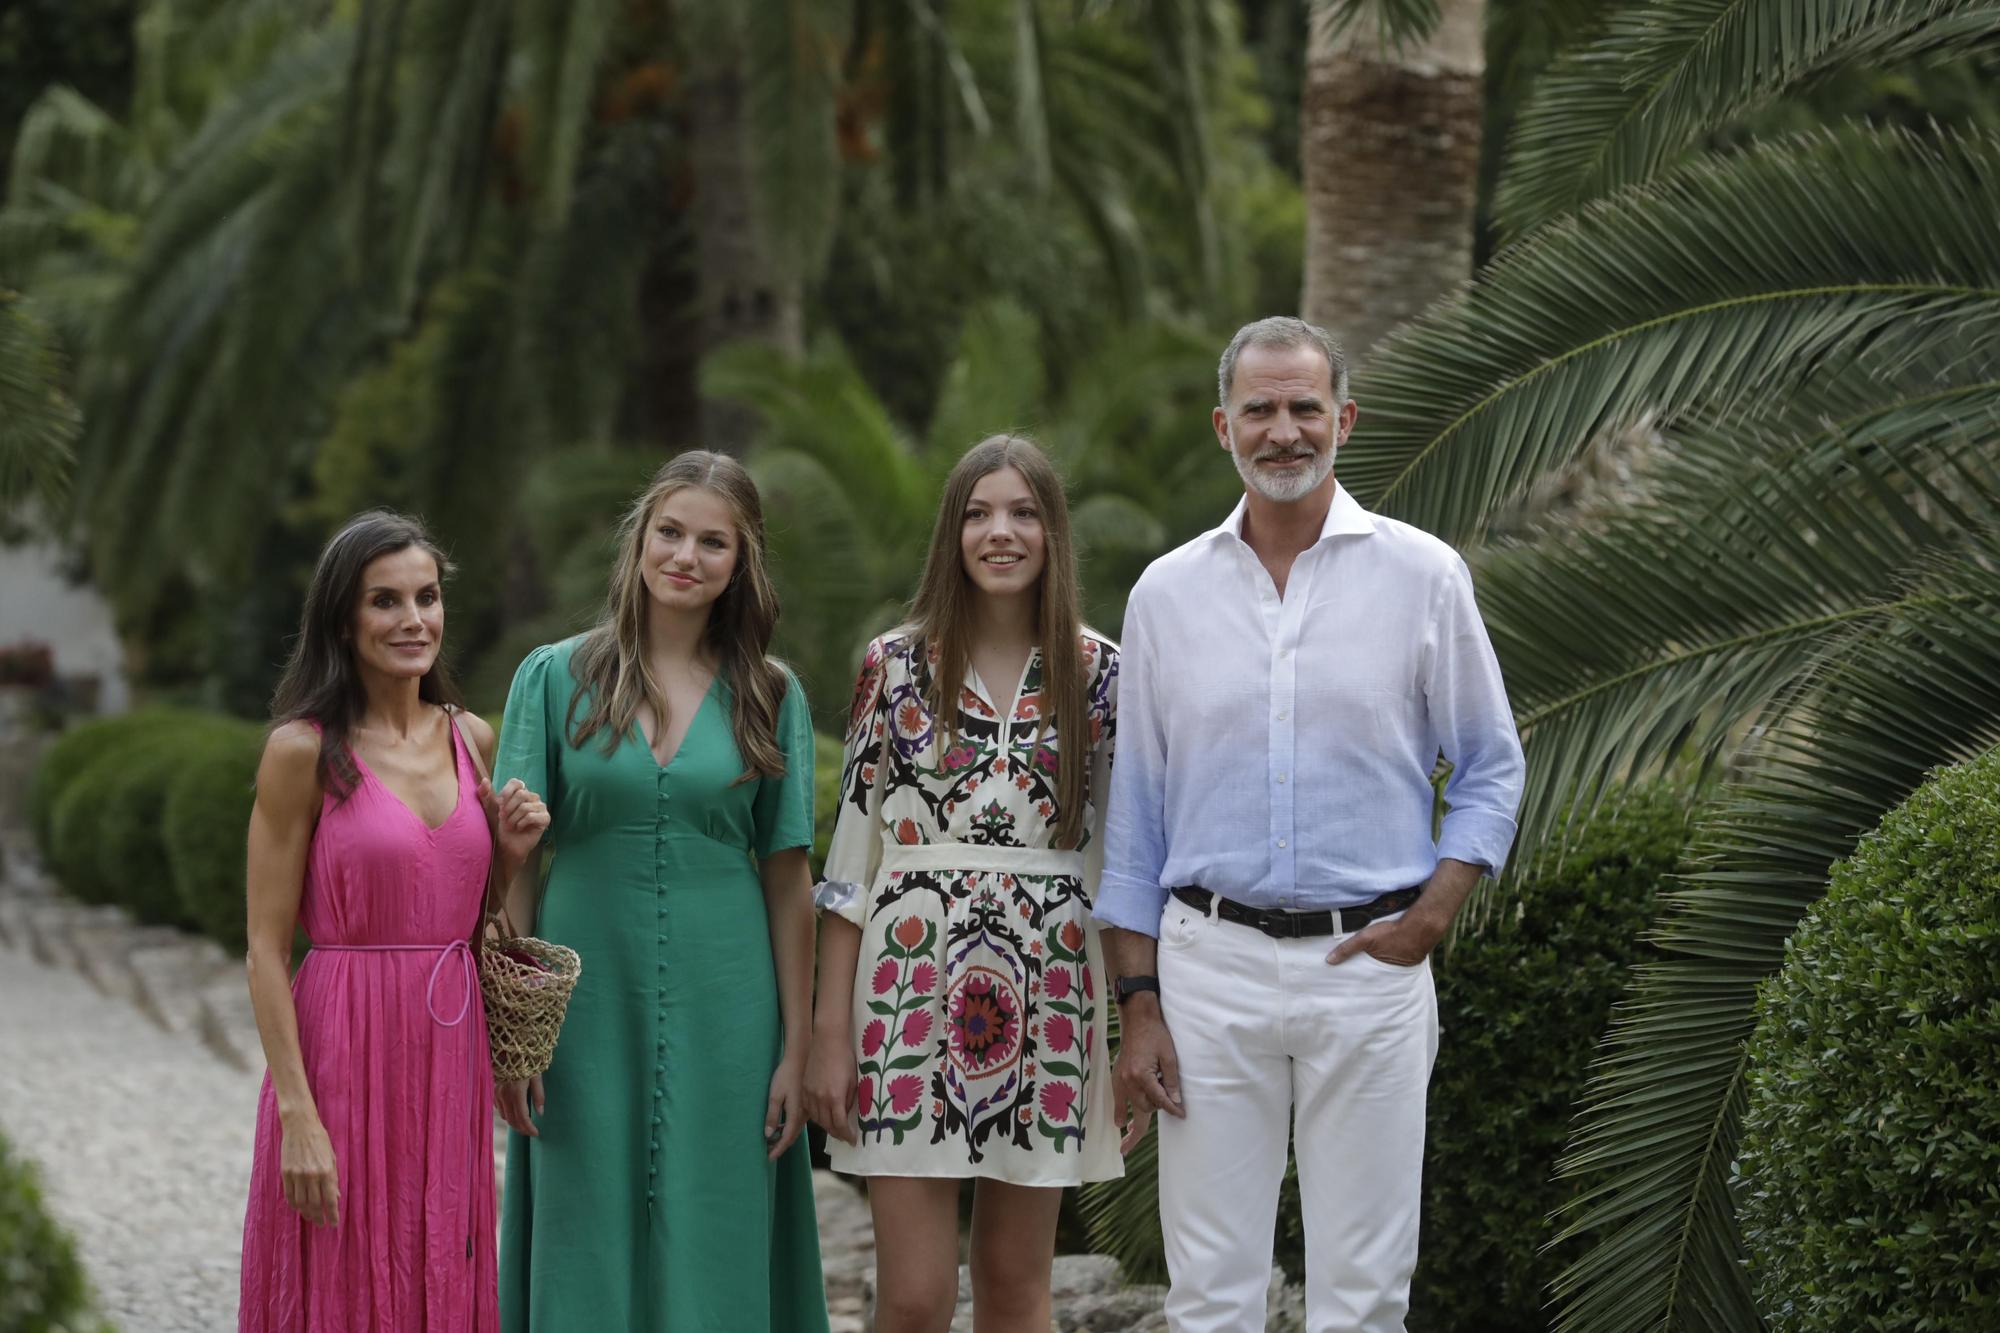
[{"xmin": 650, "ymin": 770, "xmax": 669, "ymax": 1209}]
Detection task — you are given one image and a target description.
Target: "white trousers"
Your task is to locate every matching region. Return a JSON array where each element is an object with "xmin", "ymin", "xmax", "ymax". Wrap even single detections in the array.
[{"xmin": 1156, "ymin": 894, "xmax": 1439, "ymax": 1333}]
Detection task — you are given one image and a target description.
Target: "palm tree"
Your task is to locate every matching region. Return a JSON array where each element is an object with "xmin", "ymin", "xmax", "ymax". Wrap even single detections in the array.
[
  {"xmin": 1, "ymin": 0, "xmax": 1246, "ymax": 707},
  {"xmin": 1333, "ymin": 0, "xmax": 2000, "ymax": 1324},
  {"xmin": 1301, "ymin": 0, "xmax": 1486, "ymax": 360}
]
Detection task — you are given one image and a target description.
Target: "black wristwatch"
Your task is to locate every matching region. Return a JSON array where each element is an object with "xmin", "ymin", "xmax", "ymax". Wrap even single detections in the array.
[{"xmin": 1114, "ymin": 974, "xmax": 1161, "ymax": 1005}]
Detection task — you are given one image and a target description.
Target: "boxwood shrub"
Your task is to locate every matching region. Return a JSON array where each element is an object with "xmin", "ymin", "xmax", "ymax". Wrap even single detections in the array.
[
  {"xmin": 1735, "ymin": 747, "xmax": 2000, "ymax": 1332},
  {"xmin": 0, "ymin": 1129, "xmax": 94, "ymax": 1333},
  {"xmin": 163, "ymin": 722, "xmax": 265, "ymax": 955},
  {"xmin": 27, "ymin": 709, "xmax": 201, "ymax": 854}
]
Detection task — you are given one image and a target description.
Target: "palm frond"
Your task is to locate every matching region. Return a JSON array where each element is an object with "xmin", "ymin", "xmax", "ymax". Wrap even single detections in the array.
[
  {"xmin": 1487, "ymin": 379, "xmax": 2000, "ymax": 885},
  {"xmin": 1342, "ymin": 124, "xmax": 2000, "ymax": 546},
  {"xmin": 1308, "ymin": 0, "xmax": 1444, "ymax": 47},
  {"xmin": 1494, "ymin": 0, "xmax": 2000, "ymax": 240},
  {"xmin": 1548, "ymin": 527, "xmax": 2000, "ymax": 1332},
  {"xmin": 0, "ymin": 293, "xmax": 79, "ymax": 505}
]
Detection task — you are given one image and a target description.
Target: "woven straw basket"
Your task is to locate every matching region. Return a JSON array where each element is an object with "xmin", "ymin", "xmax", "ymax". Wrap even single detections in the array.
[{"xmin": 479, "ymin": 932, "xmax": 581, "ymax": 1082}]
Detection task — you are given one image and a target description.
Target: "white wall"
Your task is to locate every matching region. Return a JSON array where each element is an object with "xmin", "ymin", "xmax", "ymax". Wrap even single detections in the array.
[{"xmin": 0, "ymin": 535, "xmax": 129, "ymax": 714}]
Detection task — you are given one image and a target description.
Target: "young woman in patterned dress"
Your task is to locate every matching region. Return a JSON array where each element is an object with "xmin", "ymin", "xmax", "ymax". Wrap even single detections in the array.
[{"xmin": 805, "ymin": 435, "xmax": 1122, "ymax": 1333}]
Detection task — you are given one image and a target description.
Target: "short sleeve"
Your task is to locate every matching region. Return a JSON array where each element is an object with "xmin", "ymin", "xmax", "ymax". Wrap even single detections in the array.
[
  {"xmin": 752, "ymin": 669, "xmax": 816, "ymax": 858},
  {"xmin": 814, "ymin": 636, "xmax": 892, "ymax": 927},
  {"xmin": 497, "ymin": 643, "xmax": 564, "ymax": 847}
]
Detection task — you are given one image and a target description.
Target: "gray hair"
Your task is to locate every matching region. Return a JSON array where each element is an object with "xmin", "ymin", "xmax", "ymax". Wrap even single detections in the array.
[{"xmin": 1217, "ymin": 316, "xmax": 1348, "ymax": 407}]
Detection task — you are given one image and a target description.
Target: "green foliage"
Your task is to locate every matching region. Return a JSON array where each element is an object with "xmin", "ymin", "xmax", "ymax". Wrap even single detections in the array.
[
  {"xmin": 0, "ymin": 290, "xmax": 77, "ymax": 503},
  {"xmin": 87, "ymin": 734, "xmax": 202, "ymax": 927},
  {"xmin": 1082, "ymin": 783, "xmax": 1697, "ymax": 1309},
  {"xmin": 1494, "ymin": 0, "xmax": 2000, "ymax": 239},
  {"xmin": 1735, "ymin": 747, "xmax": 2000, "ymax": 1332},
  {"xmin": 0, "ymin": 1129, "xmax": 97, "ymax": 1333},
  {"xmin": 162, "ymin": 719, "xmax": 263, "ymax": 956},
  {"xmin": 27, "ymin": 709, "xmax": 199, "ymax": 852},
  {"xmin": 811, "ymin": 731, "xmax": 843, "ymax": 880}
]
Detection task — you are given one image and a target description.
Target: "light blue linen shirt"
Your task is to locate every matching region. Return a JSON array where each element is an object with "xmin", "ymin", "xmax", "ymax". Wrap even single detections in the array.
[{"xmin": 1093, "ymin": 486, "xmax": 1525, "ymax": 937}]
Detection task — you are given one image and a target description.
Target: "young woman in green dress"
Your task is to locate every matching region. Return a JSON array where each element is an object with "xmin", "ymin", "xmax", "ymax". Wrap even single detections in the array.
[{"xmin": 492, "ymin": 451, "xmax": 827, "ymax": 1332}]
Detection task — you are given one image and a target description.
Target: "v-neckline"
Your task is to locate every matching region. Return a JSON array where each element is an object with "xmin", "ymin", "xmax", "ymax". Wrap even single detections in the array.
[
  {"xmin": 637, "ymin": 676, "xmax": 718, "ymax": 771},
  {"xmin": 350, "ymin": 714, "xmax": 464, "ymax": 836},
  {"xmin": 969, "ymin": 647, "xmax": 1039, "ymax": 721}
]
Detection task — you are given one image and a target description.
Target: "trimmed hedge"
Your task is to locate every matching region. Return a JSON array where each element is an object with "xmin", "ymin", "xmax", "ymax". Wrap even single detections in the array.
[
  {"xmin": 27, "ymin": 710, "xmax": 202, "ymax": 853},
  {"xmin": 161, "ymin": 722, "xmax": 264, "ymax": 956},
  {"xmin": 0, "ymin": 1129, "xmax": 96, "ymax": 1333},
  {"xmin": 1736, "ymin": 747, "xmax": 2000, "ymax": 1332},
  {"xmin": 1083, "ymin": 782, "xmax": 1695, "ymax": 1320}
]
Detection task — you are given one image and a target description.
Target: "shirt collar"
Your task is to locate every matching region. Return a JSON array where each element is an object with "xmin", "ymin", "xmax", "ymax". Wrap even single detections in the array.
[{"xmin": 1212, "ymin": 482, "xmax": 1377, "ymax": 546}]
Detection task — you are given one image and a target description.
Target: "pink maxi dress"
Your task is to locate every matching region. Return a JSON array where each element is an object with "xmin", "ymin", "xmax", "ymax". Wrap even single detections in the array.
[{"xmin": 240, "ymin": 718, "xmax": 498, "ymax": 1331}]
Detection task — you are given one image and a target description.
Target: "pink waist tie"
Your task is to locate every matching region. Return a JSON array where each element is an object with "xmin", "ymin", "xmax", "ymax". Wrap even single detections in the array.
[{"xmin": 309, "ymin": 939, "xmax": 484, "ymax": 1257}]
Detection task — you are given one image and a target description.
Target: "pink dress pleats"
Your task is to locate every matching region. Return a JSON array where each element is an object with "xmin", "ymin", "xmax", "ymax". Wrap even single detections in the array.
[{"xmin": 240, "ymin": 719, "xmax": 497, "ymax": 1331}]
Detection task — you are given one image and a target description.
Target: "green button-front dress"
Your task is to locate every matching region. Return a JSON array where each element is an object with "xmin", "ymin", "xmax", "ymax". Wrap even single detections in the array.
[{"xmin": 495, "ymin": 638, "xmax": 828, "ymax": 1332}]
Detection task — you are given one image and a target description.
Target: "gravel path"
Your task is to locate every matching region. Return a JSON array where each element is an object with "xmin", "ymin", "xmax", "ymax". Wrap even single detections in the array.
[{"xmin": 0, "ymin": 939, "xmax": 262, "ymax": 1332}]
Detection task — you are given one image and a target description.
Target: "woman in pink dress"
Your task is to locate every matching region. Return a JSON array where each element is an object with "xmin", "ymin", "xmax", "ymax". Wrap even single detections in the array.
[{"xmin": 239, "ymin": 511, "xmax": 549, "ymax": 1331}]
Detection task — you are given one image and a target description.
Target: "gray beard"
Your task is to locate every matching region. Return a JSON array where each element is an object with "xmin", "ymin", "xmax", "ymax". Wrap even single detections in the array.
[{"xmin": 1231, "ymin": 434, "xmax": 1335, "ymax": 502}]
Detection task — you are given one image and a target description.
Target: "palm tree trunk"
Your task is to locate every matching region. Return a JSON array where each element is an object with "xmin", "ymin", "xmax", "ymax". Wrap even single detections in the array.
[
  {"xmin": 687, "ymin": 44, "xmax": 802, "ymax": 453},
  {"xmin": 1300, "ymin": 0, "xmax": 1484, "ymax": 363}
]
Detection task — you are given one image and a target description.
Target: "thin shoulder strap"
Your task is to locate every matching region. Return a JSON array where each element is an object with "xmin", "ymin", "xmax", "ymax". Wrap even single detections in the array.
[{"xmin": 445, "ymin": 705, "xmax": 515, "ymax": 939}]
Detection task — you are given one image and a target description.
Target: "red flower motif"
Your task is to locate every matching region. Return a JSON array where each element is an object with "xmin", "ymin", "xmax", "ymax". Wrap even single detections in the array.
[
  {"xmin": 894, "ymin": 818, "xmax": 921, "ymax": 846},
  {"xmin": 861, "ymin": 1018, "xmax": 886, "ymax": 1056},
  {"xmin": 888, "ymin": 1075, "xmax": 923, "ymax": 1114},
  {"xmin": 1090, "ymin": 717, "xmax": 1105, "ymax": 744},
  {"xmin": 902, "ymin": 1009, "xmax": 933, "ymax": 1048},
  {"xmin": 1045, "ymin": 967, "xmax": 1072, "ymax": 1000},
  {"xmin": 1081, "ymin": 965, "xmax": 1094, "ymax": 999},
  {"xmin": 894, "ymin": 916, "xmax": 927, "ymax": 950},
  {"xmin": 949, "ymin": 973, "xmax": 1021, "ymax": 1071},
  {"xmin": 861, "ymin": 763, "xmax": 877, "ymax": 786},
  {"xmin": 941, "ymin": 744, "xmax": 977, "ymax": 771},
  {"xmin": 1061, "ymin": 920, "xmax": 1085, "ymax": 952},
  {"xmin": 1015, "ymin": 773, "xmax": 1032, "ymax": 790},
  {"xmin": 1045, "ymin": 1014, "xmax": 1075, "ymax": 1052},
  {"xmin": 857, "ymin": 1077, "xmax": 875, "ymax": 1117},
  {"xmin": 1037, "ymin": 800, "xmax": 1053, "ymax": 819},
  {"xmin": 1039, "ymin": 1081, "xmax": 1078, "ymax": 1124},
  {"xmin": 911, "ymin": 961, "xmax": 938, "ymax": 995},
  {"xmin": 872, "ymin": 959, "xmax": 899, "ymax": 994},
  {"xmin": 1035, "ymin": 746, "xmax": 1058, "ymax": 773},
  {"xmin": 898, "ymin": 701, "xmax": 925, "ymax": 734},
  {"xmin": 1016, "ymin": 692, "xmax": 1041, "ymax": 720}
]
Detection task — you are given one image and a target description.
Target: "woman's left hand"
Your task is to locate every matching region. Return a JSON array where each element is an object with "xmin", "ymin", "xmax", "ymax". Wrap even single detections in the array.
[
  {"xmin": 765, "ymin": 1058, "xmax": 806, "ymax": 1161},
  {"xmin": 481, "ymin": 778, "xmax": 550, "ymax": 867}
]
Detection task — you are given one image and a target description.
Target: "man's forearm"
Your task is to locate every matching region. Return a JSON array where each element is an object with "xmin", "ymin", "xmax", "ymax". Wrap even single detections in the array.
[
  {"xmin": 1102, "ymin": 924, "xmax": 1159, "ymax": 985},
  {"xmin": 1408, "ymin": 857, "xmax": 1484, "ymax": 937}
]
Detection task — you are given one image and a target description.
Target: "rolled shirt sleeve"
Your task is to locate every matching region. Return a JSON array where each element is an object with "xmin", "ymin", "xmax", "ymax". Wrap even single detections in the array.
[
  {"xmin": 1427, "ymin": 554, "xmax": 1525, "ymax": 875},
  {"xmin": 813, "ymin": 638, "xmax": 891, "ymax": 927}
]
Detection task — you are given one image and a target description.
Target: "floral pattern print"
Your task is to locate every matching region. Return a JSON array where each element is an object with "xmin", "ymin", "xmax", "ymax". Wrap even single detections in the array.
[{"xmin": 818, "ymin": 630, "xmax": 1122, "ymax": 1185}]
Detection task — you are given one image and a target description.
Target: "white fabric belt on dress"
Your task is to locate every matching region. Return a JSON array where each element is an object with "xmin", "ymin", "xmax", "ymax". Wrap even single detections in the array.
[{"xmin": 878, "ymin": 844, "xmax": 1085, "ymax": 876}]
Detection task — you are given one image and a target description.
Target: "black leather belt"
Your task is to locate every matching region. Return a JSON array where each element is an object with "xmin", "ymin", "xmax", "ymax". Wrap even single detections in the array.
[{"xmin": 1169, "ymin": 885, "xmax": 1422, "ymax": 938}]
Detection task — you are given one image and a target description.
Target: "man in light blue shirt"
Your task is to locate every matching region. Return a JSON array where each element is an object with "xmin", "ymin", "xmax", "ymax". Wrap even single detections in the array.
[{"xmin": 1095, "ymin": 316, "xmax": 1524, "ymax": 1333}]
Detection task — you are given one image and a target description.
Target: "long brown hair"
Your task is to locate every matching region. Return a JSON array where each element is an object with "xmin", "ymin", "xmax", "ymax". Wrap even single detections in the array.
[
  {"xmin": 910, "ymin": 435, "xmax": 1090, "ymax": 848},
  {"xmin": 270, "ymin": 510, "xmax": 465, "ymax": 799},
  {"xmin": 567, "ymin": 451, "xmax": 789, "ymax": 782}
]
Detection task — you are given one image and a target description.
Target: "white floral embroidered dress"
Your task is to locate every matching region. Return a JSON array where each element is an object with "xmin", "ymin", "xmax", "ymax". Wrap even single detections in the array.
[{"xmin": 817, "ymin": 629, "xmax": 1123, "ymax": 1184}]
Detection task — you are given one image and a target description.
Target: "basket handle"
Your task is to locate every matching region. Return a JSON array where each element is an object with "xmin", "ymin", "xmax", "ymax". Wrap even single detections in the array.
[{"xmin": 447, "ymin": 705, "xmax": 521, "ymax": 943}]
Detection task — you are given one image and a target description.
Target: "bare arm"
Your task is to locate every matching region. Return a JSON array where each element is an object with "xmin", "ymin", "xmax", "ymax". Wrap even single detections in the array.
[
  {"xmin": 760, "ymin": 846, "xmax": 816, "ymax": 1159},
  {"xmin": 1103, "ymin": 924, "xmax": 1184, "ymax": 1152},
  {"xmin": 243, "ymin": 722, "xmax": 339, "ymax": 1227},
  {"xmin": 804, "ymin": 915, "xmax": 863, "ymax": 1145}
]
